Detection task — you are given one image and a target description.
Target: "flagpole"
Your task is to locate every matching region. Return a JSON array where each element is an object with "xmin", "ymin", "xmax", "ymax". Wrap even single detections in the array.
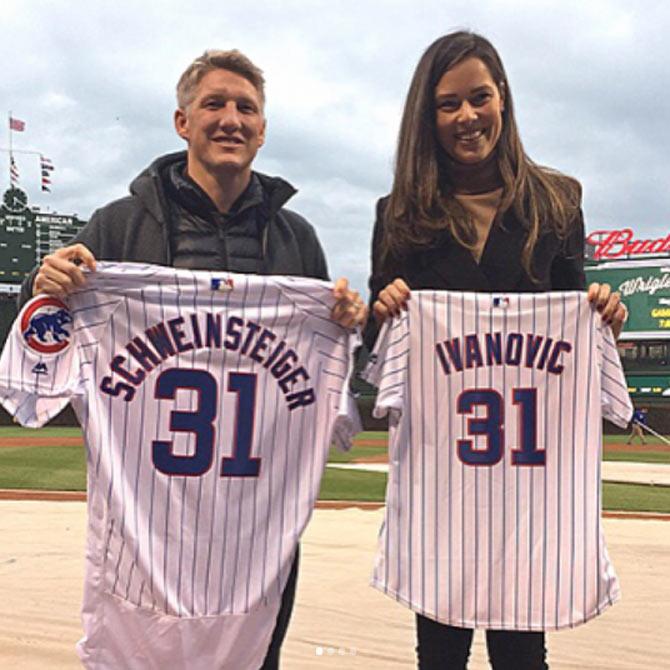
[{"xmin": 8, "ymin": 111, "xmax": 11, "ymax": 188}]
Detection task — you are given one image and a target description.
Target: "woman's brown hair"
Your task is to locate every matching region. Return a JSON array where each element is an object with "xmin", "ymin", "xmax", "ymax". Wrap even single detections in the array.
[{"xmin": 382, "ymin": 31, "xmax": 581, "ymax": 278}]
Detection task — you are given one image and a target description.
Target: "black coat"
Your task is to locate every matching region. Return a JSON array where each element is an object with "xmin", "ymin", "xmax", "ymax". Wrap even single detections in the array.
[
  {"xmin": 364, "ymin": 195, "xmax": 586, "ymax": 349},
  {"xmin": 19, "ymin": 152, "xmax": 329, "ymax": 308}
]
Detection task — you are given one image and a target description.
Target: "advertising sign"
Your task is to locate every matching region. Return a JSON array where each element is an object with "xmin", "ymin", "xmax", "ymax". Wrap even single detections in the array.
[
  {"xmin": 585, "ymin": 259, "xmax": 670, "ymax": 339},
  {"xmin": 586, "ymin": 228, "xmax": 670, "ymax": 260},
  {"xmin": 625, "ymin": 374, "xmax": 670, "ymax": 398}
]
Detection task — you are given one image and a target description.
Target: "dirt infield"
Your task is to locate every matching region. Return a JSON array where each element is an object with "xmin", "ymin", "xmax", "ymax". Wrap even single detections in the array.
[
  {"xmin": 353, "ymin": 453, "xmax": 388, "ymax": 463},
  {"xmin": 0, "ymin": 489, "xmax": 86, "ymax": 502},
  {"xmin": 1, "ymin": 502, "xmax": 669, "ymax": 669},
  {"xmin": 2, "ymin": 433, "xmax": 669, "ymax": 453},
  {"xmin": 352, "ymin": 438, "xmax": 387, "ymax": 447},
  {"xmin": 0, "ymin": 489, "xmax": 667, "ymax": 520},
  {"xmin": 0, "ymin": 436, "xmax": 84, "ymax": 448},
  {"xmin": 603, "ymin": 441, "xmax": 670, "ymax": 453},
  {"xmin": 3, "ymin": 435, "xmax": 383, "ymax": 449}
]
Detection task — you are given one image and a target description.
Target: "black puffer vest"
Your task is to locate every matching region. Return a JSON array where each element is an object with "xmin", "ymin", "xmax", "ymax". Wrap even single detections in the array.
[{"xmin": 164, "ymin": 162, "xmax": 272, "ymax": 274}]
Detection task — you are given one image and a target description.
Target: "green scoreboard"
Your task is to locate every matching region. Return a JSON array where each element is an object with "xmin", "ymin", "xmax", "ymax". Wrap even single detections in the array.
[
  {"xmin": 0, "ymin": 186, "xmax": 87, "ymax": 294},
  {"xmin": 586, "ymin": 258, "xmax": 670, "ymax": 402},
  {"xmin": 585, "ymin": 258, "xmax": 670, "ymax": 339}
]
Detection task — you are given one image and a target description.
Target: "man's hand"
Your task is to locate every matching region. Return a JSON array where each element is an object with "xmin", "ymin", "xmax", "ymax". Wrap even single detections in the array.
[
  {"xmin": 373, "ymin": 278, "xmax": 410, "ymax": 323},
  {"xmin": 331, "ymin": 278, "xmax": 368, "ymax": 329},
  {"xmin": 587, "ymin": 282, "xmax": 628, "ymax": 340},
  {"xmin": 33, "ymin": 244, "xmax": 97, "ymax": 298}
]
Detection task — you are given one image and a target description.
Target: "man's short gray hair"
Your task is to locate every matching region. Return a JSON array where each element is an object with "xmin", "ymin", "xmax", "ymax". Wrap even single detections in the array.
[{"xmin": 176, "ymin": 49, "xmax": 265, "ymax": 110}]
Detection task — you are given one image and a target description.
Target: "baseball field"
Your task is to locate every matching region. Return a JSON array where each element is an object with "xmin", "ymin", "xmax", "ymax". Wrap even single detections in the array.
[
  {"xmin": 0, "ymin": 427, "xmax": 669, "ymax": 513},
  {"xmin": 0, "ymin": 427, "xmax": 668, "ymax": 668}
]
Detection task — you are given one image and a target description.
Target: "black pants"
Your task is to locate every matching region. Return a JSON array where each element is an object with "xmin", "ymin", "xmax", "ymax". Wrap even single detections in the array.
[
  {"xmin": 259, "ymin": 547, "xmax": 300, "ymax": 670},
  {"xmin": 416, "ymin": 615, "xmax": 548, "ymax": 670}
]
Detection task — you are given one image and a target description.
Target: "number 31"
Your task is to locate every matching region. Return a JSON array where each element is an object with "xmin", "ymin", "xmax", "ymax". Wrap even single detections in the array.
[
  {"xmin": 152, "ymin": 368, "xmax": 259, "ymax": 477},
  {"xmin": 457, "ymin": 388, "xmax": 545, "ymax": 466}
]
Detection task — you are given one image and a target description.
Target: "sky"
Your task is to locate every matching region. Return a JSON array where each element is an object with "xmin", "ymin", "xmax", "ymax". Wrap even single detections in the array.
[{"xmin": 1, "ymin": 0, "xmax": 668, "ymax": 295}]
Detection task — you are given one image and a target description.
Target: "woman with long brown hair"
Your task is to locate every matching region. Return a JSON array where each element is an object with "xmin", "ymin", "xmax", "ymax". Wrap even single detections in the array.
[{"xmin": 366, "ymin": 31, "xmax": 627, "ymax": 669}]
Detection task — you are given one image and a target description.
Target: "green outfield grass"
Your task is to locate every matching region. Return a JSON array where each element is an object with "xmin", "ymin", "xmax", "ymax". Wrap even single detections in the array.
[
  {"xmin": 602, "ymin": 482, "xmax": 670, "ymax": 514},
  {"xmin": 0, "ymin": 428, "xmax": 668, "ymax": 513},
  {"xmin": 352, "ymin": 434, "xmax": 670, "ymax": 465},
  {"xmin": 340, "ymin": 434, "xmax": 670, "ymax": 464},
  {"xmin": 318, "ymin": 468, "xmax": 388, "ymax": 502},
  {"xmin": 0, "ymin": 445, "xmax": 86, "ymax": 491},
  {"xmin": 603, "ymin": 451, "xmax": 670, "ymax": 464},
  {"xmin": 354, "ymin": 432, "xmax": 670, "ymax": 447},
  {"xmin": 602, "ymin": 434, "xmax": 669, "ymax": 445},
  {"xmin": 0, "ymin": 426, "xmax": 83, "ymax": 438},
  {"xmin": 354, "ymin": 431, "xmax": 388, "ymax": 440},
  {"xmin": 328, "ymin": 444, "xmax": 387, "ymax": 463}
]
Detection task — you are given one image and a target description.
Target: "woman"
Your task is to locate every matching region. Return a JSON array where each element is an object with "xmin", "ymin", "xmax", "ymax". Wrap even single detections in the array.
[{"xmin": 366, "ymin": 31, "xmax": 626, "ymax": 669}]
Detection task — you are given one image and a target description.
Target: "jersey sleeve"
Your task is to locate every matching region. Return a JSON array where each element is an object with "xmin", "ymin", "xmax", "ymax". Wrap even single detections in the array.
[
  {"xmin": 0, "ymin": 295, "xmax": 82, "ymax": 428},
  {"xmin": 362, "ymin": 313, "xmax": 409, "ymax": 419},
  {"xmin": 596, "ymin": 320, "xmax": 633, "ymax": 428},
  {"xmin": 331, "ymin": 331, "xmax": 363, "ymax": 452},
  {"xmin": 272, "ymin": 275, "xmax": 334, "ymax": 322}
]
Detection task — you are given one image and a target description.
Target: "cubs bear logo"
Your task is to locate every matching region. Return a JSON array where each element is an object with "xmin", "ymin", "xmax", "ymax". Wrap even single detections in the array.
[{"xmin": 21, "ymin": 297, "xmax": 73, "ymax": 355}]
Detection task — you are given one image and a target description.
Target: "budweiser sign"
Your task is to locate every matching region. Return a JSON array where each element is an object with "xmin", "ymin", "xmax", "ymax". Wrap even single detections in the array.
[{"xmin": 587, "ymin": 229, "xmax": 670, "ymax": 260}]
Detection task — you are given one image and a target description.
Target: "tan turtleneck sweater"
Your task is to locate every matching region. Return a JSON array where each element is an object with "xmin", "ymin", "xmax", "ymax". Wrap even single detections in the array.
[
  {"xmin": 453, "ymin": 188, "xmax": 503, "ymax": 263},
  {"xmin": 442, "ymin": 150, "xmax": 505, "ymax": 262}
]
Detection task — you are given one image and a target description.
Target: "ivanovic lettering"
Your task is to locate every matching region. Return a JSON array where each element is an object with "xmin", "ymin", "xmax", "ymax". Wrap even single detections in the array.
[
  {"xmin": 435, "ymin": 331, "xmax": 572, "ymax": 376},
  {"xmin": 99, "ymin": 313, "xmax": 315, "ymax": 410}
]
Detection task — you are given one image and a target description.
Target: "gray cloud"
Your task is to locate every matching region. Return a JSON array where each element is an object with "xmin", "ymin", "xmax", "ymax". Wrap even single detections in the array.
[{"xmin": 1, "ymin": 0, "xmax": 668, "ymax": 295}]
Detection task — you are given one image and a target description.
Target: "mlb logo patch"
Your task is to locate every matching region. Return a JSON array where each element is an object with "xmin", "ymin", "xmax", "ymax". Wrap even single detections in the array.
[
  {"xmin": 211, "ymin": 277, "xmax": 235, "ymax": 292},
  {"xmin": 20, "ymin": 297, "xmax": 73, "ymax": 355},
  {"xmin": 492, "ymin": 296, "xmax": 510, "ymax": 308}
]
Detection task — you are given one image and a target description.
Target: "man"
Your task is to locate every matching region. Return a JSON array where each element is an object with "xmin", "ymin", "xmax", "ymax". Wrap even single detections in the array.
[
  {"xmin": 21, "ymin": 49, "xmax": 367, "ymax": 668},
  {"xmin": 627, "ymin": 407, "xmax": 648, "ymax": 445}
]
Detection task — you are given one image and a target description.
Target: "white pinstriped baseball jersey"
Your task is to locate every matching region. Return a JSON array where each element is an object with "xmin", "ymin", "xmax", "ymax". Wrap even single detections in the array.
[
  {"xmin": 364, "ymin": 291, "xmax": 632, "ymax": 631},
  {"xmin": 0, "ymin": 262, "xmax": 360, "ymax": 669}
]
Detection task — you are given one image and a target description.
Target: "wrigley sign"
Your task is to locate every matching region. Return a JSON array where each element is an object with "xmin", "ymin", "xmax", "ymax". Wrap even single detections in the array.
[
  {"xmin": 585, "ymin": 259, "xmax": 670, "ymax": 338},
  {"xmin": 618, "ymin": 273, "xmax": 670, "ymax": 298}
]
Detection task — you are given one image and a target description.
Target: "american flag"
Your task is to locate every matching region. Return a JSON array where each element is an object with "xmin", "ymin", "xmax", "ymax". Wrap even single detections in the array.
[{"xmin": 9, "ymin": 117, "xmax": 25, "ymax": 132}]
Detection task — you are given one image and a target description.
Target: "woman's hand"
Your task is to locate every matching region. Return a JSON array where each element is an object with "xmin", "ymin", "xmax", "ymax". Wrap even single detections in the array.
[
  {"xmin": 373, "ymin": 278, "xmax": 411, "ymax": 323},
  {"xmin": 587, "ymin": 282, "xmax": 628, "ymax": 340}
]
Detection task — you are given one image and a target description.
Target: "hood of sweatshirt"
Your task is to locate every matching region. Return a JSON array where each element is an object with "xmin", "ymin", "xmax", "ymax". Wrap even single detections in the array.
[{"xmin": 127, "ymin": 150, "xmax": 298, "ymax": 226}]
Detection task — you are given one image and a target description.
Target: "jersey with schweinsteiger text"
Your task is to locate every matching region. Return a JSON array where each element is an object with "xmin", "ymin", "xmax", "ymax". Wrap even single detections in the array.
[{"xmin": 0, "ymin": 262, "xmax": 360, "ymax": 669}]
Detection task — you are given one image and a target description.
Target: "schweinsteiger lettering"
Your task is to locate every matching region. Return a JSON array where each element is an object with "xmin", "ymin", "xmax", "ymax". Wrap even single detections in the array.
[{"xmin": 100, "ymin": 313, "xmax": 315, "ymax": 410}]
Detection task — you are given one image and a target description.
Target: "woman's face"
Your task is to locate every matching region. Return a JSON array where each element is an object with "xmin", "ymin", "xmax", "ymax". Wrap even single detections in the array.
[{"xmin": 434, "ymin": 57, "xmax": 504, "ymax": 165}]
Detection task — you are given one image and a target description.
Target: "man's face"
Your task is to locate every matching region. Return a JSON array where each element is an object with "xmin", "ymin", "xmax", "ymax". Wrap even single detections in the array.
[{"xmin": 175, "ymin": 68, "xmax": 266, "ymax": 181}]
